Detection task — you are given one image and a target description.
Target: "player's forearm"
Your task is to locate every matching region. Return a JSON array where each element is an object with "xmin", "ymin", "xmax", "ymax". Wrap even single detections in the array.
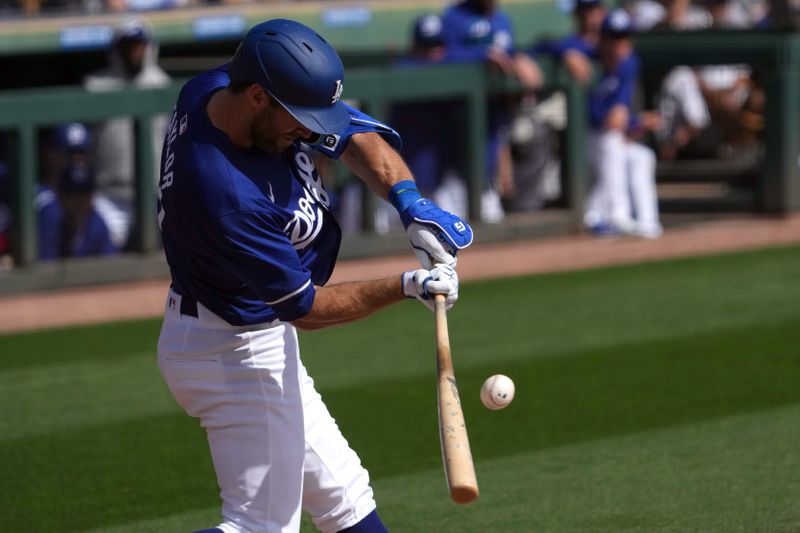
[
  {"xmin": 340, "ymin": 132, "xmax": 414, "ymax": 199},
  {"xmin": 290, "ymin": 276, "xmax": 405, "ymax": 331}
]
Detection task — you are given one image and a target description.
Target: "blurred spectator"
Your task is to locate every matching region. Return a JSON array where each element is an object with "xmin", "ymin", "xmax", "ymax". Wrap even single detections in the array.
[
  {"xmin": 105, "ymin": 0, "xmax": 191, "ymax": 12},
  {"xmin": 533, "ymin": 0, "xmax": 607, "ymax": 85},
  {"xmin": 35, "ymin": 161, "xmax": 118, "ymax": 260},
  {"xmin": 83, "ymin": 19, "xmax": 170, "ymax": 250},
  {"xmin": 390, "ymin": 14, "xmax": 469, "ymax": 219},
  {"xmin": 41, "ymin": 122, "xmax": 92, "ymax": 190},
  {"xmin": 440, "ymin": 0, "xmax": 543, "ymax": 222},
  {"xmin": 584, "ymin": 9, "xmax": 662, "ymax": 238},
  {"xmin": 627, "ymin": 0, "xmax": 712, "ymax": 31},
  {"xmin": 633, "ymin": 0, "xmax": 765, "ymax": 160}
]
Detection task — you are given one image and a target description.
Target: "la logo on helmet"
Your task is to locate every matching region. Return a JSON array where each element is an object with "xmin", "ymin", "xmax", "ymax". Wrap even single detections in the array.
[{"xmin": 331, "ymin": 80, "xmax": 343, "ymax": 104}]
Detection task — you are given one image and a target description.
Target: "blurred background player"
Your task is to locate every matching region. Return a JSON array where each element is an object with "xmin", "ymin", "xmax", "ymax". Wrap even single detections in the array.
[
  {"xmin": 390, "ymin": 14, "xmax": 469, "ymax": 219},
  {"xmin": 36, "ymin": 158, "xmax": 117, "ymax": 260},
  {"xmin": 533, "ymin": 0, "xmax": 607, "ymax": 86},
  {"xmin": 83, "ymin": 18, "xmax": 170, "ymax": 250},
  {"xmin": 584, "ymin": 9, "xmax": 662, "ymax": 238},
  {"xmin": 440, "ymin": 0, "xmax": 542, "ymax": 222}
]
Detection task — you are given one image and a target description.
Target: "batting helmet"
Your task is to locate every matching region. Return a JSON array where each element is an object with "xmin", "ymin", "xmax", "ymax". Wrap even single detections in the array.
[{"xmin": 227, "ymin": 19, "xmax": 349, "ymax": 135}]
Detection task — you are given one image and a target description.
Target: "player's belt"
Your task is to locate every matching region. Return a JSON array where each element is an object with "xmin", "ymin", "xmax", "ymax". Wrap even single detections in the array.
[{"xmin": 180, "ymin": 295, "xmax": 198, "ymax": 318}]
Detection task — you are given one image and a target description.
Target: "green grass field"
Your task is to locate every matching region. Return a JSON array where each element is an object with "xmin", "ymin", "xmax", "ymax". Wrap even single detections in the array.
[{"xmin": 2, "ymin": 245, "xmax": 800, "ymax": 532}]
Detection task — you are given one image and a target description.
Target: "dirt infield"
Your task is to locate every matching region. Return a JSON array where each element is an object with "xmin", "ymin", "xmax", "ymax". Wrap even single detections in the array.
[{"xmin": 1, "ymin": 214, "xmax": 798, "ymax": 334}]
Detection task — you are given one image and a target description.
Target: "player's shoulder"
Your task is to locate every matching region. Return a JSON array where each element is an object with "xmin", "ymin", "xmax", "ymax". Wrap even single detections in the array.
[
  {"xmin": 177, "ymin": 64, "xmax": 230, "ymax": 114},
  {"xmin": 493, "ymin": 8, "xmax": 513, "ymax": 25},
  {"xmin": 442, "ymin": 1, "xmax": 469, "ymax": 20},
  {"xmin": 619, "ymin": 52, "xmax": 641, "ymax": 76}
]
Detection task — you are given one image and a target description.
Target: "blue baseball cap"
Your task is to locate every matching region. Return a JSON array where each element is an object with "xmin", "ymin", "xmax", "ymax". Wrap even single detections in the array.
[
  {"xmin": 115, "ymin": 19, "xmax": 151, "ymax": 44},
  {"xmin": 601, "ymin": 9, "xmax": 633, "ymax": 36},
  {"xmin": 53, "ymin": 123, "xmax": 91, "ymax": 153},
  {"xmin": 412, "ymin": 15, "xmax": 444, "ymax": 48},
  {"xmin": 228, "ymin": 19, "xmax": 349, "ymax": 135}
]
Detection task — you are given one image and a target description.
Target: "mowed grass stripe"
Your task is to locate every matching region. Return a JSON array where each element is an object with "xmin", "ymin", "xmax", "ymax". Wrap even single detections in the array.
[
  {"xmin": 327, "ymin": 317, "xmax": 800, "ymax": 479},
  {"xmin": 80, "ymin": 403, "xmax": 800, "ymax": 533},
  {"xmin": 300, "ymin": 244, "xmax": 800, "ymax": 385},
  {"xmin": 2, "ymin": 318, "xmax": 798, "ymax": 531},
  {"xmin": 0, "ymin": 353, "xmax": 177, "ymax": 441},
  {"xmin": 371, "ymin": 403, "xmax": 800, "ymax": 533},
  {"xmin": 0, "ymin": 245, "xmax": 798, "ymax": 531}
]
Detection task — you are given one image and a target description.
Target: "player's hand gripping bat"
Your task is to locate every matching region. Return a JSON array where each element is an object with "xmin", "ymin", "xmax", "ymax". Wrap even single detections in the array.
[{"xmin": 434, "ymin": 293, "xmax": 479, "ymax": 504}]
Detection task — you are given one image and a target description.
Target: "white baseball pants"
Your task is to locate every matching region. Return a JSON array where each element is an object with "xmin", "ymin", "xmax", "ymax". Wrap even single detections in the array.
[
  {"xmin": 158, "ymin": 289, "xmax": 377, "ymax": 533},
  {"xmin": 585, "ymin": 129, "xmax": 662, "ymax": 238},
  {"xmin": 658, "ymin": 66, "xmax": 711, "ymax": 136}
]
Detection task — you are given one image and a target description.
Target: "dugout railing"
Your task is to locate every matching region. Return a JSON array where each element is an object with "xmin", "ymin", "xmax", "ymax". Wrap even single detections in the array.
[
  {"xmin": 1, "ymin": 30, "xmax": 799, "ymax": 292},
  {"xmin": 0, "ymin": 59, "xmax": 587, "ymax": 288}
]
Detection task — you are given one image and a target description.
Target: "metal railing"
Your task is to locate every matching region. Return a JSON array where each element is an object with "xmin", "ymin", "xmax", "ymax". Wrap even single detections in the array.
[{"xmin": 0, "ymin": 59, "xmax": 588, "ymax": 269}]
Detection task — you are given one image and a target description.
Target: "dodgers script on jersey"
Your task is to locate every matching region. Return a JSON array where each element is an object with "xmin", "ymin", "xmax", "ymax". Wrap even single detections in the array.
[
  {"xmin": 441, "ymin": 0, "xmax": 515, "ymax": 61},
  {"xmin": 157, "ymin": 65, "xmax": 400, "ymax": 326}
]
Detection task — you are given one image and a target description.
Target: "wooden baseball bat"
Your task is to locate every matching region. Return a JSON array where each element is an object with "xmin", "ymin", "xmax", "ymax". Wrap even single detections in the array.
[{"xmin": 434, "ymin": 293, "xmax": 479, "ymax": 504}]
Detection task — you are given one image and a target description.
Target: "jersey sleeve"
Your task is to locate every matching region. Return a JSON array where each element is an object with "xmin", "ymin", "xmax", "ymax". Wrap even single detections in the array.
[
  {"xmin": 613, "ymin": 55, "xmax": 640, "ymax": 109},
  {"xmin": 211, "ymin": 210, "xmax": 316, "ymax": 322},
  {"xmin": 308, "ymin": 103, "xmax": 402, "ymax": 159}
]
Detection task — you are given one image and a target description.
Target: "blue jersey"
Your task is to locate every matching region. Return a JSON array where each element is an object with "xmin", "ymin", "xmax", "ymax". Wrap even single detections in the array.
[
  {"xmin": 588, "ymin": 53, "xmax": 639, "ymax": 129},
  {"xmin": 157, "ymin": 65, "xmax": 400, "ymax": 326},
  {"xmin": 440, "ymin": 0, "xmax": 516, "ymax": 62},
  {"xmin": 532, "ymin": 33, "xmax": 597, "ymax": 60},
  {"xmin": 35, "ymin": 185, "xmax": 117, "ymax": 260}
]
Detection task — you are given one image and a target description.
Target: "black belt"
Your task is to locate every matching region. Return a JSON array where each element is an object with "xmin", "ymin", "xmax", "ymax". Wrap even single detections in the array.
[{"xmin": 180, "ymin": 294, "xmax": 198, "ymax": 318}]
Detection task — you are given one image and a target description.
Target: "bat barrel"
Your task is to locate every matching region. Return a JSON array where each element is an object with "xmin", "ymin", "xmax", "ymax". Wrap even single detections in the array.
[{"xmin": 434, "ymin": 294, "xmax": 479, "ymax": 504}]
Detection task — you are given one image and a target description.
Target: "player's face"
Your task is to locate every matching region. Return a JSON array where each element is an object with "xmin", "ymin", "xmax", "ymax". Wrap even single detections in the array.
[
  {"xmin": 250, "ymin": 97, "xmax": 312, "ymax": 154},
  {"xmin": 600, "ymin": 35, "xmax": 632, "ymax": 69},
  {"xmin": 578, "ymin": 5, "xmax": 606, "ymax": 33}
]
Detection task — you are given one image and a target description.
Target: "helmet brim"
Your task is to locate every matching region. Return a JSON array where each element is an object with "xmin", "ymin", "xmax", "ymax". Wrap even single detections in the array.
[{"xmin": 283, "ymin": 100, "xmax": 350, "ymax": 135}]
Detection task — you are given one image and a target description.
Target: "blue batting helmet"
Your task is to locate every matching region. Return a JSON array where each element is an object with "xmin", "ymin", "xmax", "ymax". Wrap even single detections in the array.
[{"xmin": 227, "ymin": 19, "xmax": 349, "ymax": 135}]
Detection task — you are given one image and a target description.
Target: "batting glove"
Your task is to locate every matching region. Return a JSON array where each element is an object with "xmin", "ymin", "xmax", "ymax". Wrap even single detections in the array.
[
  {"xmin": 388, "ymin": 180, "xmax": 473, "ymax": 269},
  {"xmin": 401, "ymin": 264, "xmax": 459, "ymax": 311}
]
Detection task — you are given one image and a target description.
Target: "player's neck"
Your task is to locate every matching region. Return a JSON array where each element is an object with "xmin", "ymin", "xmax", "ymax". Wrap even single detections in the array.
[{"xmin": 207, "ymin": 89, "xmax": 254, "ymax": 150}]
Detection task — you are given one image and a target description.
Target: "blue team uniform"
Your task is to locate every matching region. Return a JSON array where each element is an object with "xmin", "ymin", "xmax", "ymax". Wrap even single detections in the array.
[
  {"xmin": 439, "ymin": 1, "xmax": 518, "ymax": 185},
  {"xmin": 588, "ymin": 53, "xmax": 639, "ymax": 130},
  {"xmin": 390, "ymin": 58, "xmax": 463, "ymax": 194},
  {"xmin": 531, "ymin": 33, "xmax": 598, "ymax": 60},
  {"xmin": 35, "ymin": 185, "xmax": 117, "ymax": 260},
  {"xmin": 440, "ymin": 0, "xmax": 516, "ymax": 59},
  {"xmin": 157, "ymin": 65, "xmax": 400, "ymax": 326}
]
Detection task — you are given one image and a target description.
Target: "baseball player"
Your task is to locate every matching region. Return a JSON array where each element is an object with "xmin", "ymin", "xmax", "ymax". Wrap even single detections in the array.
[
  {"xmin": 584, "ymin": 9, "xmax": 662, "ymax": 238},
  {"xmin": 531, "ymin": 0, "xmax": 606, "ymax": 86},
  {"xmin": 156, "ymin": 19, "xmax": 472, "ymax": 533}
]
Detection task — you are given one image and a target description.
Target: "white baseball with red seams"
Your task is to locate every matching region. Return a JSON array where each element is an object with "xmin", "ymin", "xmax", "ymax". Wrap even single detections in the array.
[{"xmin": 480, "ymin": 374, "xmax": 515, "ymax": 410}]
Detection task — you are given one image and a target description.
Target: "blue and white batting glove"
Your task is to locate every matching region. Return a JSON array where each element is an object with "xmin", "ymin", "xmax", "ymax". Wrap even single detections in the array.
[
  {"xmin": 401, "ymin": 264, "xmax": 459, "ymax": 311},
  {"xmin": 388, "ymin": 180, "xmax": 474, "ymax": 269}
]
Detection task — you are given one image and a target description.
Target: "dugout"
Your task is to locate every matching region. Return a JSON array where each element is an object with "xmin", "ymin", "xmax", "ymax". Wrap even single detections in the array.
[{"xmin": 0, "ymin": 0, "xmax": 798, "ymax": 294}]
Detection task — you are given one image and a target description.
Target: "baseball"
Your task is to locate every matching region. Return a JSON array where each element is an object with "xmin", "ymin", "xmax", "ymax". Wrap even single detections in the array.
[{"xmin": 480, "ymin": 374, "xmax": 515, "ymax": 410}]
